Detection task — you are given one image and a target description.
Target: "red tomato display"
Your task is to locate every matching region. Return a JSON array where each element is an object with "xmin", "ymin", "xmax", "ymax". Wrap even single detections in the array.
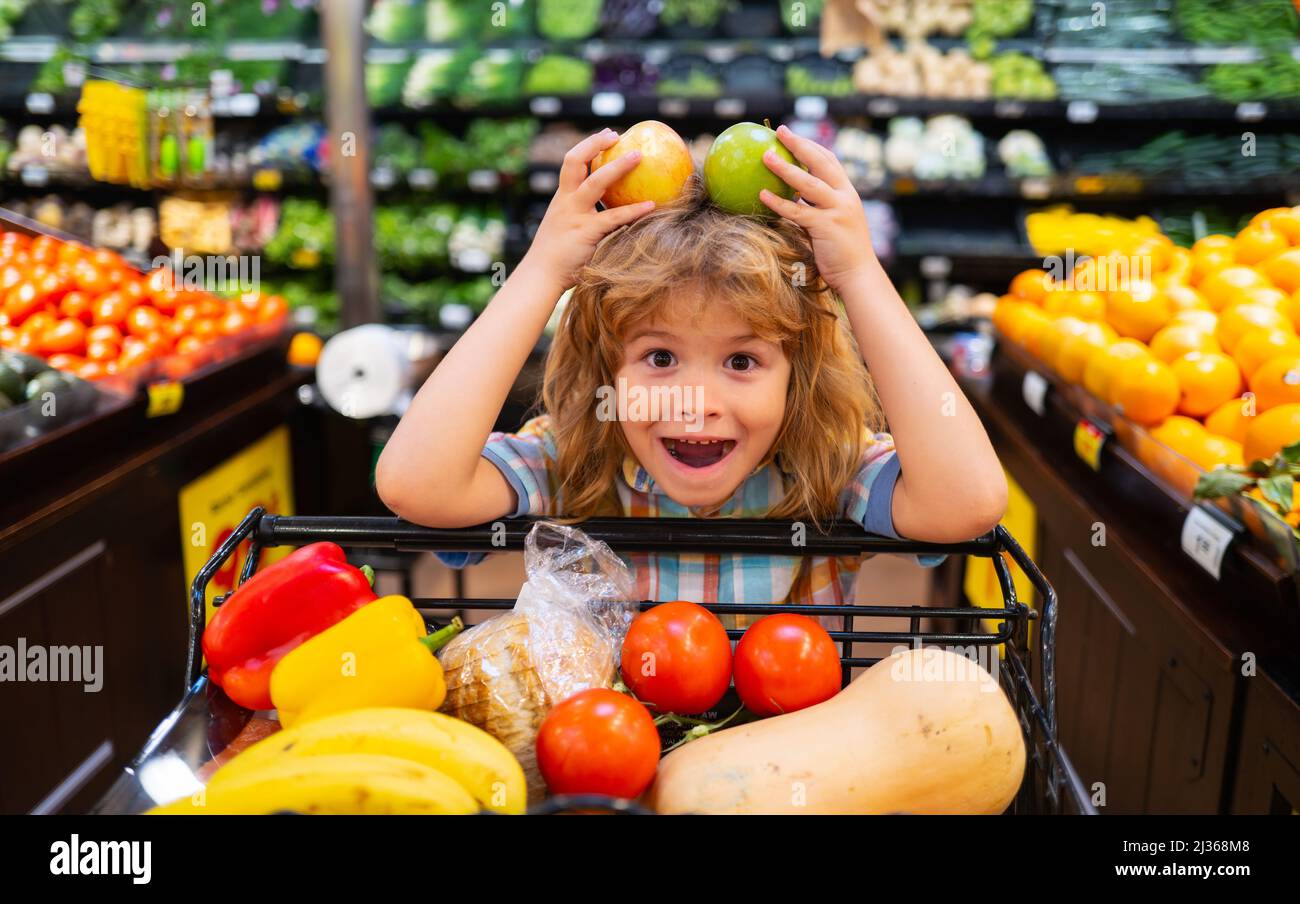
[
  {"xmin": 535, "ymin": 688, "xmax": 660, "ymax": 799},
  {"xmin": 732, "ymin": 613, "xmax": 842, "ymax": 716},
  {"xmin": 620, "ymin": 601, "xmax": 732, "ymax": 714}
]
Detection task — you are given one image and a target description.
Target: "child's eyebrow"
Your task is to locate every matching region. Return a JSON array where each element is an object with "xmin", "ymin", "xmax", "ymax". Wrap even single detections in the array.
[{"xmin": 626, "ymin": 329, "xmax": 680, "ymax": 343}]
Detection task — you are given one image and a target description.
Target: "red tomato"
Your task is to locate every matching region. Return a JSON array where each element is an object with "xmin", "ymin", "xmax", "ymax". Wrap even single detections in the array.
[
  {"xmin": 42, "ymin": 319, "xmax": 86, "ymax": 355},
  {"xmin": 92, "ymin": 291, "xmax": 131, "ymax": 327},
  {"xmin": 235, "ymin": 292, "xmax": 262, "ymax": 316},
  {"xmin": 191, "ymin": 318, "xmax": 218, "ymax": 341},
  {"xmin": 143, "ymin": 329, "xmax": 173, "ymax": 356},
  {"xmin": 87, "ymin": 323, "xmax": 123, "ymax": 346},
  {"xmin": 121, "ymin": 278, "xmax": 146, "ymax": 303},
  {"xmin": 535, "ymin": 689, "xmax": 660, "ymax": 799},
  {"xmin": 732, "ymin": 614, "xmax": 842, "ymax": 716},
  {"xmin": 125, "ymin": 305, "xmax": 163, "ymax": 338},
  {"xmin": 90, "ymin": 248, "xmax": 125, "ymax": 271},
  {"xmin": 85, "ymin": 338, "xmax": 119, "ymax": 362},
  {"xmin": 0, "ymin": 325, "xmax": 16, "ymax": 346},
  {"xmin": 38, "ymin": 271, "xmax": 71, "ymax": 306},
  {"xmin": 258, "ymin": 294, "xmax": 289, "ymax": 324},
  {"xmin": 219, "ymin": 308, "xmax": 250, "ymax": 336},
  {"xmin": 175, "ymin": 334, "xmax": 204, "ymax": 356},
  {"xmin": 45, "ymin": 353, "xmax": 84, "ymax": 372},
  {"xmin": 0, "ymin": 264, "xmax": 23, "ymax": 291},
  {"xmin": 118, "ymin": 336, "xmax": 154, "ymax": 371},
  {"xmin": 20, "ymin": 310, "xmax": 56, "ymax": 342},
  {"xmin": 620, "ymin": 601, "xmax": 732, "ymax": 714},
  {"xmin": 58, "ymin": 242, "xmax": 87, "ymax": 265},
  {"xmin": 73, "ymin": 261, "xmax": 108, "ymax": 296},
  {"xmin": 77, "ymin": 360, "xmax": 107, "ymax": 381},
  {"xmin": 28, "ymin": 235, "xmax": 58, "ymax": 264},
  {"xmin": 60, "ymin": 290, "xmax": 93, "ymax": 325},
  {"xmin": 4, "ymin": 282, "xmax": 42, "ymax": 324}
]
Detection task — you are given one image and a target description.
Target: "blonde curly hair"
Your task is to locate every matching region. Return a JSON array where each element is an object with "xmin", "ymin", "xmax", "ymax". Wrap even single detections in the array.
[{"xmin": 540, "ymin": 177, "xmax": 882, "ymax": 522}]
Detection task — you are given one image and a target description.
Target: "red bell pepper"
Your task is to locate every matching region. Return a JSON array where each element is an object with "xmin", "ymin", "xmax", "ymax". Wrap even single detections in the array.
[{"xmin": 202, "ymin": 542, "xmax": 377, "ymax": 710}]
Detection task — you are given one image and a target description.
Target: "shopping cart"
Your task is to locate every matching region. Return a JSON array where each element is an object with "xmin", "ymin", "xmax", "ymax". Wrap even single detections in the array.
[{"xmin": 95, "ymin": 506, "xmax": 1097, "ymax": 815}]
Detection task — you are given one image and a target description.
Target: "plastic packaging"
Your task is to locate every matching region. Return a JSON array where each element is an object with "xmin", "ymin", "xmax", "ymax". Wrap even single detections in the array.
[{"xmin": 437, "ymin": 522, "xmax": 637, "ymax": 801}]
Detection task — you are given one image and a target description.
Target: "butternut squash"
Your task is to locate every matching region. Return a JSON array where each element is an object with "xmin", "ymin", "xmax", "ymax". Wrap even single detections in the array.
[{"xmin": 647, "ymin": 647, "xmax": 1025, "ymax": 814}]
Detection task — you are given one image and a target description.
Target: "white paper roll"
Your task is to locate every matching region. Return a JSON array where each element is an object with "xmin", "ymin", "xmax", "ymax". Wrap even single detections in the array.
[{"xmin": 316, "ymin": 324, "xmax": 411, "ymax": 419}]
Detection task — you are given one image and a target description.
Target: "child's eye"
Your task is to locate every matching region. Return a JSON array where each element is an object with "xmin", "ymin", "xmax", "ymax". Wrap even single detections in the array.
[
  {"xmin": 647, "ymin": 349, "xmax": 675, "ymax": 368},
  {"xmin": 727, "ymin": 353, "xmax": 756, "ymax": 371}
]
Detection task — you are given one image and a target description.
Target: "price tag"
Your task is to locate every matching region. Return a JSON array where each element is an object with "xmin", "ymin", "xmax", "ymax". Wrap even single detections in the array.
[
  {"xmin": 1074, "ymin": 175, "xmax": 1104, "ymax": 195},
  {"xmin": 1022, "ymin": 370, "xmax": 1049, "ymax": 416},
  {"xmin": 1235, "ymin": 102, "xmax": 1266, "ymax": 122},
  {"xmin": 20, "ymin": 165, "xmax": 48, "ymax": 187},
  {"xmin": 1073, "ymin": 418, "xmax": 1107, "ymax": 471},
  {"xmin": 529, "ymin": 96, "xmax": 561, "ymax": 116},
  {"xmin": 769, "ymin": 44, "xmax": 795, "ymax": 62},
  {"xmin": 467, "ymin": 169, "xmax": 500, "ymax": 192},
  {"xmin": 591, "ymin": 92, "xmax": 625, "ymax": 117},
  {"xmin": 370, "ymin": 166, "xmax": 396, "ymax": 189},
  {"xmin": 210, "ymin": 69, "xmax": 234, "ymax": 98},
  {"xmin": 62, "ymin": 61, "xmax": 86, "ymax": 87},
  {"xmin": 1180, "ymin": 505, "xmax": 1236, "ymax": 579},
  {"xmin": 252, "ymin": 167, "xmax": 283, "ymax": 191},
  {"xmin": 146, "ymin": 381, "xmax": 185, "ymax": 418},
  {"xmin": 794, "ymin": 95, "xmax": 828, "ymax": 120},
  {"xmin": 713, "ymin": 98, "xmax": 745, "ymax": 118},
  {"xmin": 644, "ymin": 46, "xmax": 671, "ymax": 66},
  {"xmin": 226, "ymin": 93, "xmax": 261, "ymax": 117},
  {"xmin": 994, "ymin": 100, "xmax": 1026, "ymax": 118},
  {"xmin": 456, "ymin": 249, "xmax": 491, "ymax": 272},
  {"xmin": 408, "ymin": 168, "xmax": 437, "ymax": 189},
  {"xmin": 439, "ymin": 303, "xmax": 474, "ymax": 331},
  {"xmin": 704, "ymin": 45, "xmax": 736, "ymax": 64},
  {"xmin": 1066, "ymin": 100, "xmax": 1098, "ymax": 123},
  {"xmin": 919, "ymin": 255, "xmax": 952, "ymax": 278},
  {"xmin": 1019, "ymin": 177, "xmax": 1051, "ymax": 199},
  {"xmin": 528, "ymin": 169, "xmax": 558, "ymax": 194},
  {"xmin": 867, "ymin": 98, "xmax": 899, "ymax": 117},
  {"xmin": 25, "ymin": 92, "xmax": 54, "ymax": 115},
  {"xmin": 658, "ymin": 98, "xmax": 689, "ymax": 118}
]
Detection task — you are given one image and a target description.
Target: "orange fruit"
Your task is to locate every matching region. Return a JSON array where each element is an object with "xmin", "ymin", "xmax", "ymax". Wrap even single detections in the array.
[
  {"xmin": 1262, "ymin": 248, "xmax": 1300, "ymax": 293},
  {"xmin": 288, "ymin": 331, "xmax": 324, "ymax": 367},
  {"xmin": 1036, "ymin": 316, "xmax": 1092, "ymax": 372},
  {"xmin": 998, "ymin": 303, "xmax": 1052, "ymax": 348},
  {"xmin": 1106, "ymin": 282, "xmax": 1170, "ymax": 342},
  {"xmin": 1250, "ymin": 209, "xmax": 1300, "ymax": 244},
  {"xmin": 1168, "ymin": 309, "xmax": 1218, "ymax": 334},
  {"xmin": 1184, "ymin": 434, "xmax": 1245, "ymax": 470},
  {"xmin": 1215, "ymin": 303, "xmax": 1293, "ymax": 353},
  {"xmin": 1249, "ymin": 355, "xmax": 1300, "ymax": 411},
  {"xmin": 1204, "ymin": 397, "xmax": 1255, "ymax": 444},
  {"xmin": 1016, "ymin": 306, "xmax": 1056, "ymax": 356},
  {"xmin": 1110, "ymin": 356, "xmax": 1180, "ymax": 425},
  {"xmin": 1132, "ymin": 235, "xmax": 1174, "ymax": 273},
  {"xmin": 1199, "ymin": 266, "xmax": 1273, "ymax": 310},
  {"xmin": 1233, "ymin": 286, "xmax": 1290, "ymax": 311},
  {"xmin": 1010, "ymin": 268, "xmax": 1052, "ymax": 304},
  {"xmin": 1234, "ymin": 226, "xmax": 1289, "ymax": 265},
  {"xmin": 1161, "ymin": 284, "xmax": 1208, "ymax": 312},
  {"xmin": 1056, "ymin": 323, "xmax": 1115, "ymax": 384},
  {"xmin": 1233, "ymin": 329, "xmax": 1300, "ymax": 380},
  {"xmin": 1083, "ymin": 338, "xmax": 1149, "ymax": 402},
  {"xmin": 1243, "ymin": 403, "xmax": 1300, "ymax": 464},
  {"xmin": 1151, "ymin": 415, "xmax": 1208, "ymax": 459},
  {"xmin": 1171, "ymin": 351, "xmax": 1242, "ymax": 417},
  {"xmin": 1044, "ymin": 289, "xmax": 1105, "ymax": 321},
  {"xmin": 1193, "ymin": 234, "xmax": 1235, "ymax": 255},
  {"xmin": 1148, "ymin": 324, "xmax": 1219, "ymax": 363}
]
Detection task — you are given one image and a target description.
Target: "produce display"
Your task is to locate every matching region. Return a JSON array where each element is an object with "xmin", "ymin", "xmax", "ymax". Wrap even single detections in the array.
[
  {"xmin": 993, "ymin": 204, "xmax": 1300, "ymax": 517},
  {"xmin": 0, "ymin": 227, "xmax": 288, "ymax": 385}
]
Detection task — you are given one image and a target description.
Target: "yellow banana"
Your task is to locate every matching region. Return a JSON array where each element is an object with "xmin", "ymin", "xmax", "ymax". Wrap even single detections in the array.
[
  {"xmin": 148, "ymin": 753, "xmax": 477, "ymax": 815},
  {"xmin": 209, "ymin": 707, "xmax": 527, "ymax": 815}
]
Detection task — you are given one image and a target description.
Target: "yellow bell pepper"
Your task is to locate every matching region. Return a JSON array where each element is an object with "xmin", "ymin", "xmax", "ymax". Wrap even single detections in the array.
[{"xmin": 269, "ymin": 595, "xmax": 462, "ymax": 728}]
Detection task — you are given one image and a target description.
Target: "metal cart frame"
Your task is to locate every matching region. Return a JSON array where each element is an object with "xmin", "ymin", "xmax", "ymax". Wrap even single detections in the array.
[{"xmin": 121, "ymin": 506, "xmax": 1095, "ymax": 815}]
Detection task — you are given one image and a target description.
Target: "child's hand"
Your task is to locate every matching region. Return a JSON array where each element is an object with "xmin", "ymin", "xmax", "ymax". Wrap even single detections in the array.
[
  {"xmin": 759, "ymin": 124, "xmax": 874, "ymax": 293},
  {"xmin": 524, "ymin": 129, "xmax": 657, "ymax": 291}
]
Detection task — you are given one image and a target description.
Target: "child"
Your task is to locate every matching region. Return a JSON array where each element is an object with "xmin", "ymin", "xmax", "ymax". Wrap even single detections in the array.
[{"xmin": 376, "ymin": 125, "xmax": 1007, "ymax": 612}]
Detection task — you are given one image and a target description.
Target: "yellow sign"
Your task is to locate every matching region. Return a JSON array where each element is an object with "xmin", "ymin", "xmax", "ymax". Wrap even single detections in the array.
[
  {"xmin": 179, "ymin": 427, "xmax": 295, "ymax": 627},
  {"xmin": 1074, "ymin": 418, "xmax": 1106, "ymax": 471},
  {"xmin": 146, "ymin": 380, "xmax": 185, "ymax": 417},
  {"xmin": 963, "ymin": 468, "xmax": 1038, "ymax": 649}
]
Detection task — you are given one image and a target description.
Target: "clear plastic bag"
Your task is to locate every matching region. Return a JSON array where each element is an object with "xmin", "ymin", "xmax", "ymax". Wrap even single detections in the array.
[{"xmin": 437, "ymin": 522, "xmax": 637, "ymax": 802}]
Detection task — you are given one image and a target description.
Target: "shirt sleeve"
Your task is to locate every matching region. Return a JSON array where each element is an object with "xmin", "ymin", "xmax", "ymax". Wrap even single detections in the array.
[
  {"xmin": 434, "ymin": 415, "xmax": 556, "ymax": 570},
  {"xmin": 840, "ymin": 434, "xmax": 945, "ymax": 568}
]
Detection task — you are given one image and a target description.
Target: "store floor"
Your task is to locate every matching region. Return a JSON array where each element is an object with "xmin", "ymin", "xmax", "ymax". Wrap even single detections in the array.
[{"xmin": 385, "ymin": 552, "xmax": 934, "ymax": 670}]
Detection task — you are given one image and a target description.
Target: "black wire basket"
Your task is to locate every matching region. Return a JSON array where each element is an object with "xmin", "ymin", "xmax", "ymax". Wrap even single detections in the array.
[{"xmin": 100, "ymin": 506, "xmax": 1097, "ymax": 815}]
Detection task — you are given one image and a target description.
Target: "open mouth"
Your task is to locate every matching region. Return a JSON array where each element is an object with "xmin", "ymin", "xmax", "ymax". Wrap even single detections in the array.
[{"xmin": 662, "ymin": 437, "xmax": 737, "ymax": 469}]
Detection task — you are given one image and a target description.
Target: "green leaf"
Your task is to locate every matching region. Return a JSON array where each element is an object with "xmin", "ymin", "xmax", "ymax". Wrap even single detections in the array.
[
  {"xmin": 1259, "ymin": 473, "xmax": 1295, "ymax": 512},
  {"xmin": 1281, "ymin": 441, "xmax": 1300, "ymax": 465},
  {"xmin": 1194, "ymin": 468, "xmax": 1256, "ymax": 500}
]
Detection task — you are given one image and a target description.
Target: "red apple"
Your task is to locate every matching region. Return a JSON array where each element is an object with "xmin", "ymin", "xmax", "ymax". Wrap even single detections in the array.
[{"xmin": 590, "ymin": 120, "xmax": 693, "ymax": 208}]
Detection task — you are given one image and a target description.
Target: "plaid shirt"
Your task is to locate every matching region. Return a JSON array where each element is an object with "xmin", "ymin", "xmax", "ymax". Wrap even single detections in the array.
[{"xmin": 438, "ymin": 415, "xmax": 938, "ymax": 626}]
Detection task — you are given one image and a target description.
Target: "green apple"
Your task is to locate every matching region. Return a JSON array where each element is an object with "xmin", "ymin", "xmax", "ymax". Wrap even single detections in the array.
[{"xmin": 703, "ymin": 122, "xmax": 802, "ymax": 217}]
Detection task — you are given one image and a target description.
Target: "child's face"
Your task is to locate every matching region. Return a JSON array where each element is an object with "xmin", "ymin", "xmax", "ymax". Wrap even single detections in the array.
[{"xmin": 615, "ymin": 300, "xmax": 791, "ymax": 508}]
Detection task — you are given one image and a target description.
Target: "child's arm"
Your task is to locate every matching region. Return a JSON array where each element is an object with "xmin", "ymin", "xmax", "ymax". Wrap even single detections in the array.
[
  {"xmin": 376, "ymin": 130, "xmax": 655, "ymax": 527},
  {"xmin": 759, "ymin": 125, "xmax": 1008, "ymax": 542}
]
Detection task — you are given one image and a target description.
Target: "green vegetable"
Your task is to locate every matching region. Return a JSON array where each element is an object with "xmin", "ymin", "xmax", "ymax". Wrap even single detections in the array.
[
  {"xmin": 427, "ymin": 0, "xmax": 484, "ymax": 41},
  {"xmin": 537, "ymin": 0, "xmax": 602, "ymax": 39},
  {"xmin": 523, "ymin": 55, "xmax": 593, "ymax": 96},
  {"xmin": 1175, "ymin": 0, "xmax": 1297, "ymax": 46},
  {"xmin": 786, "ymin": 64, "xmax": 852, "ymax": 97},
  {"xmin": 403, "ymin": 48, "xmax": 475, "ymax": 108},
  {"xmin": 367, "ymin": 0, "xmax": 426, "ymax": 42},
  {"xmin": 366, "ymin": 60, "xmax": 413, "ymax": 109},
  {"xmin": 990, "ymin": 52, "xmax": 1057, "ymax": 100},
  {"xmin": 455, "ymin": 51, "xmax": 523, "ymax": 107},
  {"xmin": 373, "ymin": 124, "xmax": 421, "ymax": 173},
  {"xmin": 657, "ymin": 69, "xmax": 722, "ymax": 98},
  {"xmin": 265, "ymin": 199, "xmax": 335, "ymax": 269},
  {"xmin": 968, "ymin": 0, "xmax": 1033, "ymax": 41},
  {"xmin": 69, "ymin": 0, "xmax": 122, "ymax": 41},
  {"xmin": 1205, "ymin": 53, "xmax": 1300, "ymax": 102},
  {"xmin": 660, "ymin": 0, "xmax": 733, "ymax": 28},
  {"xmin": 465, "ymin": 118, "xmax": 538, "ymax": 175}
]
